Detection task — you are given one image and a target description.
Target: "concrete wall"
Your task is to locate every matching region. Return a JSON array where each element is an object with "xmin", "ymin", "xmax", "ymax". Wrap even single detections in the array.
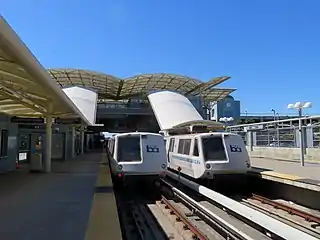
[{"xmin": 246, "ymin": 146, "xmax": 320, "ymax": 162}]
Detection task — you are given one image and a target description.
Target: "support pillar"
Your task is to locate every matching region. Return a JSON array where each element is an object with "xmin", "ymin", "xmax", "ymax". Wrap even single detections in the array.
[
  {"xmin": 45, "ymin": 115, "xmax": 52, "ymax": 173},
  {"xmin": 71, "ymin": 126, "xmax": 75, "ymax": 158},
  {"xmin": 80, "ymin": 128, "xmax": 84, "ymax": 155},
  {"xmin": 298, "ymin": 109, "xmax": 305, "ymax": 166}
]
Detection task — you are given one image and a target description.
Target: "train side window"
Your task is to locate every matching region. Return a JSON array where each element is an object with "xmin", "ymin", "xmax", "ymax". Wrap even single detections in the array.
[
  {"xmin": 193, "ymin": 139, "xmax": 199, "ymax": 156},
  {"xmin": 178, "ymin": 139, "xmax": 184, "ymax": 154},
  {"xmin": 183, "ymin": 139, "xmax": 191, "ymax": 155},
  {"xmin": 110, "ymin": 140, "xmax": 115, "ymax": 155},
  {"xmin": 169, "ymin": 138, "xmax": 175, "ymax": 152}
]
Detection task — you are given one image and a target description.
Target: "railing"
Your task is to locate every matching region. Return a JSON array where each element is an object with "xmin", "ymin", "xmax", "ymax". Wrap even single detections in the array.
[{"xmin": 227, "ymin": 116, "xmax": 320, "ymax": 149}]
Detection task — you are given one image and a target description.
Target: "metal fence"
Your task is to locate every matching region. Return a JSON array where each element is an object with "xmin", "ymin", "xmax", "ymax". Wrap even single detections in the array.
[{"xmin": 226, "ymin": 116, "xmax": 320, "ymax": 148}]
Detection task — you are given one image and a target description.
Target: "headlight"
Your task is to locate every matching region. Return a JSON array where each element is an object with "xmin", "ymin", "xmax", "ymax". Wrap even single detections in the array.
[
  {"xmin": 161, "ymin": 164, "xmax": 166, "ymax": 169},
  {"xmin": 118, "ymin": 164, "xmax": 123, "ymax": 170},
  {"xmin": 206, "ymin": 164, "xmax": 211, "ymax": 169}
]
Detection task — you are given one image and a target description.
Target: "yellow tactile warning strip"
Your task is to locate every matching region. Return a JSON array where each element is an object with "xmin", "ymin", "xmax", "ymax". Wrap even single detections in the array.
[
  {"xmin": 259, "ymin": 171, "xmax": 303, "ymax": 181},
  {"xmin": 250, "ymin": 168, "xmax": 320, "ymax": 187},
  {"xmin": 85, "ymin": 154, "xmax": 122, "ymax": 240}
]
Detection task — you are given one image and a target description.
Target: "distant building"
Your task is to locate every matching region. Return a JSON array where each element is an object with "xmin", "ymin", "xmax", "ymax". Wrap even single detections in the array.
[
  {"xmin": 209, "ymin": 96, "xmax": 241, "ymax": 123},
  {"xmin": 238, "ymin": 115, "xmax": 298, "ymax": 124},
  {"xmin": 207, "ymin": 96, "xmax": 299, "ymax": 125}
]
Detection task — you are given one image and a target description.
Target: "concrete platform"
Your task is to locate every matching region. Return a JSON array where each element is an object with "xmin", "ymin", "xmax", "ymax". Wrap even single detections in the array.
[
  {"xmin": 248, "ymin": 157, "xmax": 320, "ymax": 192},
  {"xmin": 0, "ymin": 152, "xmax": 122, "ymax": 240},
  {"xmin": 85, "ymin": 153, "xmax": 122, "ymax": 240}
]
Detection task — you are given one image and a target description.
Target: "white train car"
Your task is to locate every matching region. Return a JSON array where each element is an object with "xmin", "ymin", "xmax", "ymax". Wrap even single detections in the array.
[
  {"xmin": 107, "ymin": 132, "xmax": 167, "ymax": 187},
  {"xmin": 148, "ymin": 91, "xmax": 251, "ymax": 182},
  {"xmin": 165, "ymin": 131, "xmax": 250, "ymax": 179}
]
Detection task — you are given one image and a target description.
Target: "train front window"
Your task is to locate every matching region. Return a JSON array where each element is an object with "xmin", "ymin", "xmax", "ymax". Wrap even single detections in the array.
[
  {"xmin": 117, "ymin": 136, "xmax": 141, "ymax": 162},
  {"xmin": 202, "ymin": 136, "xmax": 227, "ymax": 161}
]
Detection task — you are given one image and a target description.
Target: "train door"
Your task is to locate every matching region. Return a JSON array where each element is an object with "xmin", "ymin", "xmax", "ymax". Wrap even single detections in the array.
[{"xmin": 167, "ymin": 138, "xmax": 175, "ymax": 167}]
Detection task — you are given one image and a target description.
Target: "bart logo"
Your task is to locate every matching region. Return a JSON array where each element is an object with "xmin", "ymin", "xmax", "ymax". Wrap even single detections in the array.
[
  {"xmin": 230, "ymin": 145, "xmax": 242, "ymax": 152},
  {"xmin": 146, "ymin": 145, "xmax": 159, "ymax": 153}
]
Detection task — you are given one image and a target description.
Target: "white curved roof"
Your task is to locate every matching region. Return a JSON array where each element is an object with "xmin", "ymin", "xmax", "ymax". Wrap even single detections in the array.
[
  {"xmin": 48, "ymin": 68, "xmax": 236, "ymax": 102},
  {"xmin": 0, "ymin": 16, "xmax": 91, "ymax": 125},
  {"xmin": 148, "ymin": 91, "xmax": 204, "ymax": 130}
]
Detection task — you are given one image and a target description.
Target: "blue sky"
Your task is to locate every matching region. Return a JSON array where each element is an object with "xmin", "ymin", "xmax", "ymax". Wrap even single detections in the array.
[{"xmin": 2, "ymin": 0, "xmax": 320, "ymax": 115}]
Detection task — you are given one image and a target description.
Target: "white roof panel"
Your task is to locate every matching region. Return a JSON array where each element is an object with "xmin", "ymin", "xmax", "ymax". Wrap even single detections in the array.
[
  {"xmin": 0, "ymin": 16, "xmax": 91, "ymax": 125},
  {"xmin": 148, "ymin": 91, "xmax": 203, "ymax": 130},
  {"xmin": 63, "ymin": 87, "xmax": 98, "ymax": 125}
]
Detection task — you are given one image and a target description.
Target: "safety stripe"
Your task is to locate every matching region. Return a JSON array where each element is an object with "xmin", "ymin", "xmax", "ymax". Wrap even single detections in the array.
[{"xmin": 250, "ymin": 168, "xmax": 320, "ymax": 186}]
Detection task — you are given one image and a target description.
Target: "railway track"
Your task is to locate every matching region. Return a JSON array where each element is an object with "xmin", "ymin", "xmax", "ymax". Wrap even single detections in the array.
[
  {"xmin": 160, "ymin": 179, "xmax": 271, "ymax": 240},
  {"xmin": 251, "ymin": 194, "xmax": 320, "ymax": 225},
  {"xmin": 115, "ymin": 182, "xmax": 215, "ymax": 240},
  {"xmin": 164, "ymin": 171, "xmax": 320, "ymax": 240},
  {"xmin": 114, "ymin": 182, "xmax": 170, "ymax": 240},
  {"xmin": 158, "ymin": 196, "xmax": 210, "ymax": 240},
  {"xmin": 114, "ymin": 175, "xmax": 320, "ymax": 240},
  {"xmin": 241, "ymin": 193, "xmax": 320, "ymax": 238},
  {"xmin": 116, "ymin": 181, "xmax": 255, "ymax": 239}
]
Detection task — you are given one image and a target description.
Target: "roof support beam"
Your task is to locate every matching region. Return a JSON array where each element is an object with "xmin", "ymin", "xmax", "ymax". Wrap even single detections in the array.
[
  {"xmin": 201, "ymin": 76, "xmax": 230, "ymax": 91},
  {"xmin": 185, "ymin": 76, "xmax": 230, "ymax": 96},
  {"xmin": 116, "ymin": 80, "xmax": 124, "ymax": 99},
  {"xmin": 0, "ymin": 69, "xmax": 36, "ymax": 85},
  {"xmin": 0, "ymin": 79, "xmax": 49, "ymax": 109},
  {"xmin": 0, "ymin": 85, "xmax": 47, "ymax": 113}
]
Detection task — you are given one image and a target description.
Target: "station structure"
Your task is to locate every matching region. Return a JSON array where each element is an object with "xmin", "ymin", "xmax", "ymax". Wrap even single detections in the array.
[
  {"xmin": 0, "ymin": 14, "xmax": 236, "ymax": 175},
  {"xmin": 0, "ymin": 16, "xmax": 96, "ymax": 173},
  {"xmin": 1, "ymin": 14, "xmax": 319, "ymax": 240}
]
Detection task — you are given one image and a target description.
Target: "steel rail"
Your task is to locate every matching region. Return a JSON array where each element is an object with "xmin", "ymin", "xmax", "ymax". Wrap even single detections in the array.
[
  {"xmin": 252, "ymin": 193, "xmax": 320, "ymax": 224},
  {"xmin": 161, "ymin": 178, "xmax": 254, "ymax": 240},
  {"xmin": 161, "ymin": 195, "xmax": 209, "ymax": 240}
]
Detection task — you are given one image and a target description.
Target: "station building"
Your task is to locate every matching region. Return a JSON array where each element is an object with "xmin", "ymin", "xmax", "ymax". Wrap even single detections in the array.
[
  {"xmin": 0, "ymin": 15, "xmax": 237, "ymax": 174},
  {"xmin": 48, "ymin": 69, "xmax": 236, "ymax": 133}
]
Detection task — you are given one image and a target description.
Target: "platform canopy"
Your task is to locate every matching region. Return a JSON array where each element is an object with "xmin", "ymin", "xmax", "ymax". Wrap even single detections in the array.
[
  {"xmin": 48, "ymin": 69, "xmax": 236, "ymax": 103},
  {"xmin": 0, "ymin": 16, "xmax": 91, "ymax": 125}
]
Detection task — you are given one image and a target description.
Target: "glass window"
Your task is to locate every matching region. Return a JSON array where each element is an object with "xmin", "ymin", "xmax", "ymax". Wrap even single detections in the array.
[
  {"xmin": 108, "ymin": 139, "xmax": 115, "ymax": 156},
  {"xmin": 202, "ymin": 136, "xmax": 227, "ymax": 161},
  {"xmin": 178, "ymin": 139, "xmax": 184, "ymax": 154},
  {"xmin": 1, "ymin": 129, "xmax": 8, "ymax": 157},
  {"xmin": 183, "ymin": 139, "xmax": 191, "ymax": 155},
  {"xmin": 117, "ymin": 136, "xmax": 141, "ymax": 162},
  {"xmin": 193, "ymin": 139, "xmax": 199, "ymax": 156},
  {"xmin": 177, "ymin": 139, "xmax": 191, "ymax": 155},
  {"xmin": 211, "ymin": 109, "xmax": 215, "ymax": 118},
  {"xmin": 19, "ymin": 134, "xmax": 30, "ymax": 151},
  {"xmin": 169, "ymin": 138, "xmax": 175, "ymax": 152}
]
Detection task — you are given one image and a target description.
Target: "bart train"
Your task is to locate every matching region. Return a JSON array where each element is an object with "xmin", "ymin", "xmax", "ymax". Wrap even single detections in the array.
[
  {"xmin": 148, "ymin": 90, "xmax": 251, "ymax": 184},
  {"xmin": 107, "ymin": 132, "xmax": 167, "ymax": 187}
]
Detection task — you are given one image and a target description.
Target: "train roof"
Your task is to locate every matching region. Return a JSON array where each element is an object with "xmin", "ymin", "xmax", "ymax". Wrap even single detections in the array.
[
  {"xmin": 166, "ymin": 131, "xmax": 239, "ymax": 138},
  {"xmin": 172, "ymin": 120, "xmax": 224, "ymax": 129},
  {"xmin": 111, "ymin": 132, "xmax": 163, "ymax": 138}
]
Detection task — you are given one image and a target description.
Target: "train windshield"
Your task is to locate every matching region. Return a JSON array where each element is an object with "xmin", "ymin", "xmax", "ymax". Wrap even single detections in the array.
[
  {"xmin": 201, "ymin": 136, "xmax": 227, "ymax": 161},
  {"xmin": 117, "ymin": 135, "xmax": 141, "ymax": 162}
]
